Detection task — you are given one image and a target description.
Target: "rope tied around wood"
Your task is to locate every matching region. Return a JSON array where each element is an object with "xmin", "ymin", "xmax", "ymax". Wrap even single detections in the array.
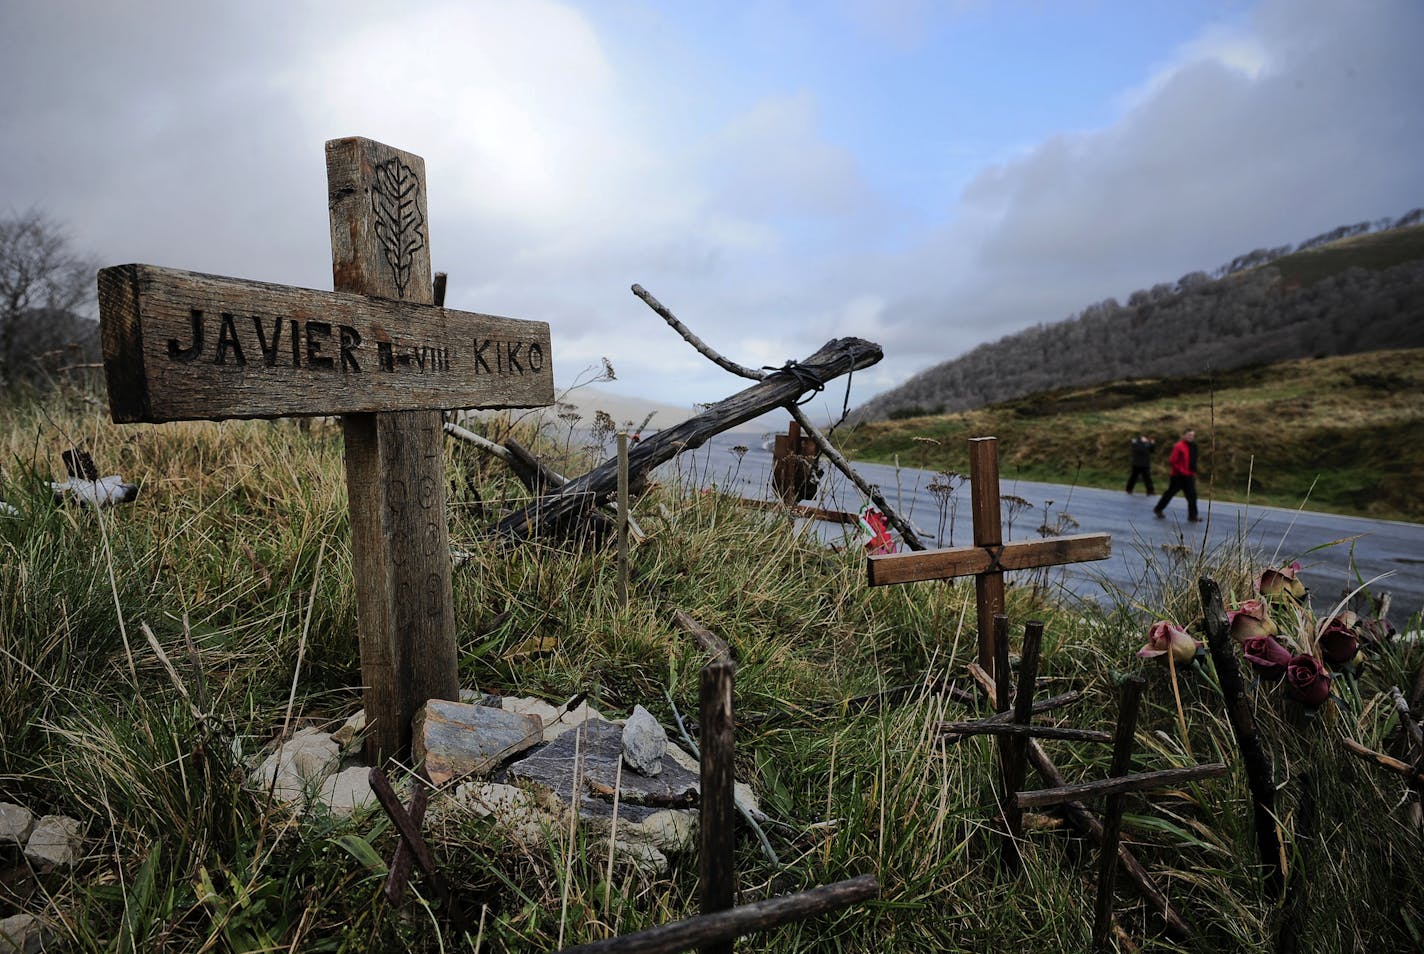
[{"xmin": 763, "ymin": 339, "xmax": 859, "ymax": 433}]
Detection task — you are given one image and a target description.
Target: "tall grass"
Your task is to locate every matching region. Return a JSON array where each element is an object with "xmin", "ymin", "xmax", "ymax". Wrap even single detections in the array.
[{"xmin": 1, "ymin": 382, "xmax": 1421, "ymax": 951}]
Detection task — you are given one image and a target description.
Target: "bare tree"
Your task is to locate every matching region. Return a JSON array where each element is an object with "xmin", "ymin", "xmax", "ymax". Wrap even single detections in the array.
[{"xmin": 0, "ymin": 209, "xmax": 98, "ymax": 388}]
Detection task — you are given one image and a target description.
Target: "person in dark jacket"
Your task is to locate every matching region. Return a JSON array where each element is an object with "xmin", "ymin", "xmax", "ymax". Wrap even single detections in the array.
[
  {"xmin": 1126, "ymin": 434, "xmax": 1155, "ymax": 495},
  {"xmin": 1154, "ymin": 428, "xmax": 1199, "ymax": 522}
]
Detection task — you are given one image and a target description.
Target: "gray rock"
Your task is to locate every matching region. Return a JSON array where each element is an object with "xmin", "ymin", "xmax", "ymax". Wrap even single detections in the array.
[
  {"xmin": 507, "ymin": 718, "xmax": 698, "ymax": 821},
  {"xmin": 23, "ymin": 815, "xmax": 82, "ymax": 869},
  {"xmin": 501, "ymin": 695, "xmax": 605, "ymax": 741},
  {"xmin": 413, "ymin": 699, "xmax": 544, "ymax": 785},
  {"xmin": 0, "ymin": 913, "xmax": 53, "ymax": 954},
  {"xmin": 318, "ymin": 766, "xmax": 376, "ymax": 815},
  {"xmin": 621, "ymin": 705, "xmax": 667, "ymax": 777},
  {"xmin": 330, "ymin": 711, "xmax": 366, "ymax": 749},
  {"xmin": 0, "ymin": 802, "xmax": 34, "ymax": 847}
]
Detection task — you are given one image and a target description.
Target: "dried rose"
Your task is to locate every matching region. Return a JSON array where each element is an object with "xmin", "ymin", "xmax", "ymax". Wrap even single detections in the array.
[
  {"xmin": 1137, "ymin": 621, "xmax": 1202, "ymax": 664},
  {"xmin": 1285, "ymin": 653, "xmax": 1332, "ymax": 707},
  {"xmin": 1317, "ymin": 613, "xmax": 1360, "ymax": 667},
  {"xmin": 1356, "ymin": 614, "xmax": 1396, "ymax": 651},
  {"xmin": 1257, "ymin": 561, "xmax": 1306, "ymax": 598},
  {"xmin": 1228, "ymin": 599, "xmax": 1277, "ymax": 642},
  {"xmin": 1241, "ymin": 635, "xmax": 1293, "ymax": 680}
]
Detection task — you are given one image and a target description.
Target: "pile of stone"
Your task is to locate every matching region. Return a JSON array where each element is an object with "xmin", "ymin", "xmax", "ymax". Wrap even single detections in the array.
[
  {"xmin": 1, "ymin": 801, "xmax": 82, "ymax": 952},
  {"xmin": 246, "ymin": 692, "xmax": 761, "ymax": 874}
]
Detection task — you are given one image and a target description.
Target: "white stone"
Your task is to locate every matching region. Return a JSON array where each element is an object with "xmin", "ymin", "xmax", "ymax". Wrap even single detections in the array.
[
  {"xmin": 452, "ymin": 782, "xmax": 547, "ymax": 843},
  {"xmin": 612, "ymin": 840, "xmax": 669, "ymax": 875},
  {"xmin": 621, "ymin": 705, "xmax": 666, "ymax": 777},
  {"xmin": 318, "ymin": 766, "xmax": 376, "ymax": 815},
  {"xmin": 502, "ymin": 695, "xmax": 605, "ymax": 742},
  {"xmin": 0, "ymin": 913, "xmax": 52, "ymax": 954},
  {"xmin": 23, "ymin": 815, "xmax": 82, "ymax": 869},
  {"xmin": 247, "ymin": 727, "xmax": 340, "ymax": 803},
  {"xmin": 0, "ymin": 802, "xmax": 34, "ymax": 846}
]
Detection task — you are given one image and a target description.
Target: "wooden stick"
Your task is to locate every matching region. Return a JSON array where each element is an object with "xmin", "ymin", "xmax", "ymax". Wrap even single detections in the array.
[
  {"xmin": 700, "ymin": 659, "xmax": 737, "ymax": 953},
  {"xmin": 966, "ymin": 661, "xmax": 1192, "ymax": 939},
  {"xmin": 385, "ymin": 776, "xmax": 429, "ymax": 904},
  {"xmin": 557, "ymin": 874, "xmax": 879, "ymax": 954},
  {"xmin": 1015, "ymin": 763, "xmax": 1230, "ymax": 809},
  {"xmin": 1093, "ymin": 677, "xmax": 1144, "ymax": 952},
  {"xmin": 1004, "ymin": 620, "xmax": 1044, "ymax": 854},
  {"xmin": 735, "ymin": 496, "xmax": 859, "ymax": 526},
  {"xmin": 1199, "ymin": 576, "xmax": 1284, "ymax": 897},
  {"xmin": 617, "ymin": 433, "xmax": 630, "ymax": 609},
  {"xmin": 631, "ymin": 284, "xmax": 764, "ymax": 381},
  {"xmin": 1341, "ymin": 737, "xmax": 1424, "ymax": 786},
  {"xmin": 991, "ymin": 615, "xmax": 1018, "ymax": 866},
  {"xmin": 673, "ymin": 610, "xmax": 733, "ymax": 662},
  {"xmin": 940, "ymin": 690, "xmax": 1084, "ymax": 744},
  {"xmin": 970, "ymin": 438, "xmax": 1006, "ymax": 671},
  {"xmin": 937, "ymin": 722, "xmax": 1112, "ymax": 743}
]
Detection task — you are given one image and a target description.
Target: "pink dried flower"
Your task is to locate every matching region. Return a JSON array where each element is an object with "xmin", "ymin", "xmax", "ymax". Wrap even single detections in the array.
[
  {"xmin": 1257, "ymin": 561, "xmax": 1306, "ymax": 598},
  {"xmin": 1227, "ymin": 599, "xmax": 1277, "ymax": 642},
  {"xmin": 1137, "ymin": 621, "xmax": 1202, "ymax": 664}
]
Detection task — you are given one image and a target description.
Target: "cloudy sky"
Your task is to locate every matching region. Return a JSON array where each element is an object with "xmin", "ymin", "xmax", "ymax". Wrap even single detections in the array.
[{"xmin": 2, "ymin": 0, "xmax": 1419, "ymax": 414}]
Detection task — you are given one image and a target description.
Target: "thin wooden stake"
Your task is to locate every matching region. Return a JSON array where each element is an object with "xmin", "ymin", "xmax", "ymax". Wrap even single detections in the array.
[
  {"xmin": 1199, "ymin": 576, "xmax": 1284, "ymax": 897},
  {"xmin": 699, "ymin": 658, "xmax": 737, "ymax": 954},
  {"xmin": 970, "ymin": 438, "xmax": 1006, "ymax": 671},
  {"xmin": 1004, "ymin": 620, "xmax": 1044, "ymax": 852},
  {"xmin": 1093, "ymin": 677, "xmax": 1144, "ymax": 952},
  {"xmin": 617, "ymin": 432, "xmax": 630, "ymax": 609}
]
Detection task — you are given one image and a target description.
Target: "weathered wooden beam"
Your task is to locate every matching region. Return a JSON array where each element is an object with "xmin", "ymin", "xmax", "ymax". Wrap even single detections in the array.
[
  {"xmin": 97, "ymin": 264, "xmax": 552, "ymax": 423},
  {"xmin": 940, "ymin": 690, "xmax": 1083, "ymax": 744},
  {"xmin": 557, "ymin": 874, "xmax": 879, "ymax": 954},
  {"xmin": 866, "ymin": 532, "xmax": 1111, "ymax": 587},
  {"xmin": 1013, "ymin": 763, "xmax": 1230, "ymax": 809},
  {"xmin": 496, "ymin": 337, "xmax": 882, "ymax": 538}
]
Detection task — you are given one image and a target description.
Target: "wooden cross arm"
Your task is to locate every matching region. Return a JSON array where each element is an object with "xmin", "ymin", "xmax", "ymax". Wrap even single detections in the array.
[
  {"xmin": 99, "ymin": 264, "xmax": 552, "ymax": 422},
  {"xmin": 1014, "ymin": 762, "xmax": 1230, "ymax": 810},
  {"xmin": 867, "ymin": 532, "xmax": 1111, "ymax": 587}
]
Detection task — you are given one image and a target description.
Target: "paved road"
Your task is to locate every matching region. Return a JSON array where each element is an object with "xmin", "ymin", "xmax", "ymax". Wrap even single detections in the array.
[{"xmin": 657, "ymin": 434, "xmax": 1424, "ymax": 621}]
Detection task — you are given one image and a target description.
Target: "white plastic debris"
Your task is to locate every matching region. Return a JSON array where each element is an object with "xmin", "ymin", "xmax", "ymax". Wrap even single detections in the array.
[{"xmin": 49, "ymin": 475, "xmax": 138, "ymax": 507}]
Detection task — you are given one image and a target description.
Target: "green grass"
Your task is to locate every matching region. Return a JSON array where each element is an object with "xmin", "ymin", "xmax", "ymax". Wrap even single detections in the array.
[
  {"xmin": 840, "ymin": 348, "xmax": 1424, "ymax": 523},
  {"xmin": 1270, "ymin": 223, "xmax": 1424, "ymax": 287},
  {"xmin": 1, "ymin": 380, "xmax": 1422, "ymax": 951}
]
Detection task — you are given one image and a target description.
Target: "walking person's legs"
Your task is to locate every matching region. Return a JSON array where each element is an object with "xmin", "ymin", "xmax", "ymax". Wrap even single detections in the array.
[
  {"xmin": 1154, "ymin": 476, "xmax": 1182, "ymax": 517},
  {"xmin": 1185, "ymin": 477, "xmax": 1199, "ymax": 521}
]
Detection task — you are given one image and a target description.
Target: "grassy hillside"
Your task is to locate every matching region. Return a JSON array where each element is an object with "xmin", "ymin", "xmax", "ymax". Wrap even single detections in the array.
[{"xmin": 840, "ymin": 347, "xmax": 1424, "ymax": 523}]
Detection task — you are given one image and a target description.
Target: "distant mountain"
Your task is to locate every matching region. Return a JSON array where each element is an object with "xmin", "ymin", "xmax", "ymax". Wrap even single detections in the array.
[{"xmin": 851, "ymin": 211, "xmax": 1424, "ymax": 422}]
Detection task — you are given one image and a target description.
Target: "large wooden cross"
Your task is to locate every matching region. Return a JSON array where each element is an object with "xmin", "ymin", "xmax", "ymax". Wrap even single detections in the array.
[
  {"xmin": 865, "ymin": 437, "xmax": 1111, "ymax": 673},
  {"xmin": 98, "ymin": 137, "xmax": 554, "ymax": 762}
]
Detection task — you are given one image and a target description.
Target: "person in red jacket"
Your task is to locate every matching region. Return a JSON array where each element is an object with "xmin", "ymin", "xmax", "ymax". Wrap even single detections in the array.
[{"xmin": 1153, "ymin": 428, "xmax": 1200, "ymax": 522}]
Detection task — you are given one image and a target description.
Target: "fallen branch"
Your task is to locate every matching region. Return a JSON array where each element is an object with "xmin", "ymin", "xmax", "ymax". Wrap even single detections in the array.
[
  {"xmin": 631, "ymin": 284, "xmax": 926, "ymax": 550},
  {"xmin": 1015, "ymin": 763, "xmax": 1230, "ymax": 809},
  {"xmin": 497, "ymin": 337, "xmax": 882, "ymax": 539},
  {"xmin": 1341, "ymin": 737, "xmax": 1424, "ymax": 786}
]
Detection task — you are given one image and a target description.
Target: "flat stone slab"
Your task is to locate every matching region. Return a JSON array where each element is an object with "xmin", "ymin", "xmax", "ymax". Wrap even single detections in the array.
[
  {"xmin": 1, "ymin": 912, "xmax": 53, "ymax": 954},
  {"xmin": 414, "ymin": 699, "xmax": 544, "ymax": 785},
  {"xmin": 506, "ymin": 718, "xmax": 699, "ymax": 823}
]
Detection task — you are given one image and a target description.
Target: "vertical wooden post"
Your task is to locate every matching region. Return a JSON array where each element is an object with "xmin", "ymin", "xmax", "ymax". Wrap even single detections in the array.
[
  {"xmin": 617, "ymin": 432, "xmax": 630, "ymax": 609},
  {"xmin": 1198, "ymin": 577, "xmax": 1284, "ymax": 897},
  {"xmin": 699, "ymin": 658, "xmax": 737, "ymax": 954},
  {"xmin": 1092, "ymin": 677, "xmax": 1144, "ymax": 952},
  {"xmin": 1002, "ymin": 620, "xmax": 1043, "ymax": 865},
  {"xmin": 969, "ymin": 437, "xmax": 1005, "ymax": 673},
  {"xmin": 328, "ymin": 137, "xmax": 459, "ymax": 762}
]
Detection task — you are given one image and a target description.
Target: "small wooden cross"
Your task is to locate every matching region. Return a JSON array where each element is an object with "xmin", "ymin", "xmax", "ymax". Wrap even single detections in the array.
[
  {"xmin": 97, "ymin": 137, "xmax": 554, "ymax": 762},
  {"xmin": 865, "ymin": 437, "xmax": 1111, "ymax": 672}
]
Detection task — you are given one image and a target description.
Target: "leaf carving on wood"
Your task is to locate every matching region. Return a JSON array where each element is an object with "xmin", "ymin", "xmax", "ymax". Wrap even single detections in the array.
[{"xmin": 370, "ymin": 156, "xmax": 426, "ymax": 298}]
